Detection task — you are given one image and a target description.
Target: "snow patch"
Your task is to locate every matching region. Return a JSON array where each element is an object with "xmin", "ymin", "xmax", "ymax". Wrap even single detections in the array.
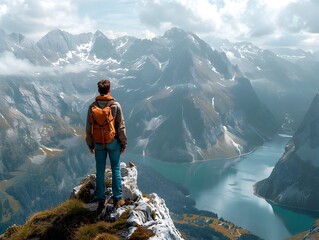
[
  {"xmin": 6, "ymin": 128, "xmax": 17, "ymax": 141},
  {"xmin": 230, "ymin": 73, "xmax": 236, "ymax": 81},
  {"xmin": 217, "ymin": 82, "xmax": 226, "ymax": 87},
  {"xmin": 225, "ymin": 51, "xmax": 236, "ymax": 61},
  {"xmin": 144, "ymin": 116, "xmax": 166, "ymax": 131},
  {"xmin": 159, "ymin": 60, "xmax": 169, "ymax": 71},
  {"xmin": 136, "ymin": 138, "xmax": 149, "ymax": 148},
  {"xmin": 42, "ymin": 145, "xmax": 63, "ymax": 153},
  {"xmin": 30, "ymin": 147, "xmax": 46, "ymax": 164},
  {"xmin": 223, "ymin": 126, "xmax": 243, "ymax": 155}
]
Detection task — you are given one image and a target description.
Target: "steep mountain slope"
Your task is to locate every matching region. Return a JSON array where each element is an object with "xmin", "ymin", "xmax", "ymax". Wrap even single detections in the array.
[
  {"xmin": 255, "ymin": 93, "xmax": 319, "ymax": 211},
  {"xmin": 211, "ymin": 38, "xmax": 319, "ymax": 130},
  {"xmin": 0, "ymin": 74, "xmax": 92, "ymax": 232}
]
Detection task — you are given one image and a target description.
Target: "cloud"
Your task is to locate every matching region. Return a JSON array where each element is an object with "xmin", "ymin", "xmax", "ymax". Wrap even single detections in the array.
[
  {"xmin": 0, "ymin": 0, "xmax": 96, "ymax": 41},
  {"xmin": 137, "ymin": 0, "xmax": 319, "ymax": 50},
  {"xmin": 278, "ymin": 0, "xmax": 319, "ymax": 33},
  {"xmin": 139, "ymin": 0, "xmax": 220, "ymax": 33},
  {"xmin": 0, "ymin": 51, "xmax": 90, "ymax": 76},
  {"xmin": 0, "ymin": 0, "xmax": 318, "ymax": 51}
]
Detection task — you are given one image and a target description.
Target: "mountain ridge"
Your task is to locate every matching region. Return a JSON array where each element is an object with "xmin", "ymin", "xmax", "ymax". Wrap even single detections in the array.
[{"xmin": 255, "ymin": 93, "xmax": 319, "ymax": 211}]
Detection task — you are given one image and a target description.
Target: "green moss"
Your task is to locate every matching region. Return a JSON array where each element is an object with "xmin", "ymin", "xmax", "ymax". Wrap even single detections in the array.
[
  {"xmin": 2, "ymin": 199, "xmax": 132, "ymax": 240},
  {"xmin": 4, "ymin": 199, "xmax": 93, "ymax": 240},
  {"xmin": 129, "ymin": 226, "xmax": 155, "ymax": 240},
  {"xmin": 76, "ymin": 179, "xmax": 96, "ymax": 203}
]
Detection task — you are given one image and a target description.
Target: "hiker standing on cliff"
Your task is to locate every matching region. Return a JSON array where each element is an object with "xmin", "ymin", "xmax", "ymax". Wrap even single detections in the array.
[{"xmin": 86, "ymin": 79, "xmax": 127, "ymax": 209}]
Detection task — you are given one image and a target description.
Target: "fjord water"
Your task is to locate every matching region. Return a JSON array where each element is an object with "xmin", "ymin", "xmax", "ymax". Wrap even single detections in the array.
[{"xmin": 124, "ymin": 135, "xmax": 318, "ymax": 240}]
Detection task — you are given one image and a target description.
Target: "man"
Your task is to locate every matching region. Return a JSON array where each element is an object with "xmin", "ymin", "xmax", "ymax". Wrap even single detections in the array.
[{"xmin": 86, "ymin": 79, "xmax": 127, "ymax": 209}]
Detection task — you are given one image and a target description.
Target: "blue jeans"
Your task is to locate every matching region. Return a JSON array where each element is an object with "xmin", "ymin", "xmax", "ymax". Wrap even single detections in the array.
[{"xmin": 94, "ymin": 139, "xmax": 122, "ymax": 202}]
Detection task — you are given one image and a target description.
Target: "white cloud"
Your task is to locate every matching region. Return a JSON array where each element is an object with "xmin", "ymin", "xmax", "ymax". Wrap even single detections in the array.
[
  {"xmin": 139, "ymin": 0, "xmax": 220, "ymax": 33},
  {"xmin": 0, "ymin": 4, "xmax": 8, "ymax": 15},
  {"xmin": 0, "ymin": 0, "xmax": 96, "ymax": 41},
  {"xmin": 0, "ymin": 0, "xmax": 318, "ymax": 51},
  {"xmin": 0, "ymin": 51, "xmax": 90, "ymax": 76},
  {"xmin": 141, "ymin": 29, "xmax": 156, "ymax": 39},
  {"xmin": 138, "ymin": 0, "xmax": 319, "ymax": 50}
]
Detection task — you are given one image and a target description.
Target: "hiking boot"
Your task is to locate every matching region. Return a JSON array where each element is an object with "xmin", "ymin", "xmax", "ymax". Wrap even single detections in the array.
[
  {"xmin": 97, "ymin": 200, "xmax": 105, "ymax": 214},
  {"xmin": 114, "ymin": 198, "xmax": 125, "ymax": 208}
]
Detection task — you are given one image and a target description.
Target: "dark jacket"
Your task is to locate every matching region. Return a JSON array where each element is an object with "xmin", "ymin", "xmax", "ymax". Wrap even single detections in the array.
[{"xmin": 86, "ymin": 94, "xmax": 127, "ymax": 150}]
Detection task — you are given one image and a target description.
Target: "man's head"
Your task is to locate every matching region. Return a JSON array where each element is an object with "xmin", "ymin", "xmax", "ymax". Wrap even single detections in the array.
[{"xmin": 97, "ymin": 79, "xmax": 111, "ymax": 95}]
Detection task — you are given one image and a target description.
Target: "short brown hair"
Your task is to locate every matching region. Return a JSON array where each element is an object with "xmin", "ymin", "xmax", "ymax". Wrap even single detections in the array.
[{"xmin": 97, "ymin": 80, "xmax": 110, "ymax": 94}]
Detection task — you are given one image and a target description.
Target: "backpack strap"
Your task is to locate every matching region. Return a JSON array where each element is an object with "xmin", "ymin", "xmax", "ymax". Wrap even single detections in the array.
[
  {"xmin": 106, "ymin": 100, "xmax": 115, "ymax": 108},
  {"xmin": 95, "ymin": 99, "xmax": 115, "ymax": 109}
]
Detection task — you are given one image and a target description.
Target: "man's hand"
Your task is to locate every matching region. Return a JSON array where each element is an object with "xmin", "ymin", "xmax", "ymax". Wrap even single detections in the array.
[{"xmin": 90, "ymin": 148, "xmax": 95, "ymax": 154}]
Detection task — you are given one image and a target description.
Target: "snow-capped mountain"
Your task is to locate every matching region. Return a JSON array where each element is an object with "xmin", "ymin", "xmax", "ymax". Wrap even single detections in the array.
[
  {"xmin": 255, "ymin": 93, "xmax": 319, "ymax": 211},
  {"xmin": 1, "ymin": 27, "xmax": 278, "ymax": 163},
  {"xmin": 211, "ymin": 38, "xmax": 319, "ymax": 130}
]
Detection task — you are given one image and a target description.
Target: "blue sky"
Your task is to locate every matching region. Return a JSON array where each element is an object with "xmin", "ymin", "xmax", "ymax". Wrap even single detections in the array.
[{"xmin": 0, "ymin": 0, "xmax": 318, "ymax": 51}]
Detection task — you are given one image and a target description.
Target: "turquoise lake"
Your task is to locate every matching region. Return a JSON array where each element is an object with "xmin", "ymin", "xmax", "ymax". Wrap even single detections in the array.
[{"xmin": 123, "ymin": 135, "xmax": 318, "ymax": 240}]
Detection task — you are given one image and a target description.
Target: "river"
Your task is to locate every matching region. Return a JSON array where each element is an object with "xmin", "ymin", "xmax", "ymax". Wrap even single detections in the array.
[{"xmin": 123, "ymin": 135, "xmax": 318, "ymax": 240}]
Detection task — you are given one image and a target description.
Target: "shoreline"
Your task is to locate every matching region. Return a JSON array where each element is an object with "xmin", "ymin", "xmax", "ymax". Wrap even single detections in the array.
[
  {"xmin": 131, "ymin": 134, "xmax": 291, "ymax": 165},
  {"xmin": 253, "ymin": 185, "xmax": 319, "ymax": 216}
]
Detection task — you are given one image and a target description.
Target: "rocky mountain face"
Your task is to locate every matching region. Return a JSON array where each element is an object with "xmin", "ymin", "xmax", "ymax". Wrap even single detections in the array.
[
  {"xmin": 0, "ymin": 74, "xmax": 93, "ymax": 232},
  {"xmin": 255, "ymin": 93, "xmax": 319, "ymax": 211},
  {"xmin": 211, "ymin": 38, "xmax": 319, "ymax": 131}
]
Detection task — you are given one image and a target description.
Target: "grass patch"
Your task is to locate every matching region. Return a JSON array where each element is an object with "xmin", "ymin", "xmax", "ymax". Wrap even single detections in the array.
[
  {"xmin": 129, "ymin": 226, "xmax": 155, "ymax": 240},
  {"xmin": 76, "ymin": 178, "xmax": 96, "ymax": 203},
  {"xmin": 1, "ymin": 199, "xmax": 133, "ymax": 240},
  {"xmin": 3, "ymin": 199, "xmax": 94, "ymax": 240},
  {"xmin": 73, "ymin": 222, "xmax": 111, "ymax": 240}
]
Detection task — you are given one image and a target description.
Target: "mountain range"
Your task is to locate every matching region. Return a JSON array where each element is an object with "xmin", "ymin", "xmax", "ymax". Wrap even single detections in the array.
[
  {"xmin": 211, "ymin": 38, "xmax": 319, "ymax": 130},
  {"xmin": 0, "ymin": 27, "xmax": 280, "ymax": 164}
]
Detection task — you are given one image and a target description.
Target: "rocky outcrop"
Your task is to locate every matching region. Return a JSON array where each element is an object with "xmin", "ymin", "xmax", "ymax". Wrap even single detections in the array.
[
  {"xmin": 75, "ymin": 162, "xmax": 183, "ymax": 240},
  {"xmin": 1, "ymin": 162, "xmax": 183, "ymax": 240},
  {"xmin": 255, "ymin": 94, "xmax": 319, "ymax": 211}
]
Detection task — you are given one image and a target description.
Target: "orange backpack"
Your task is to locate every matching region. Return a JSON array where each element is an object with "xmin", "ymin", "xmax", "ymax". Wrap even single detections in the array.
[{"xmin": 91, "ymin": 100, "xmax": 116, "ymax": 145}]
